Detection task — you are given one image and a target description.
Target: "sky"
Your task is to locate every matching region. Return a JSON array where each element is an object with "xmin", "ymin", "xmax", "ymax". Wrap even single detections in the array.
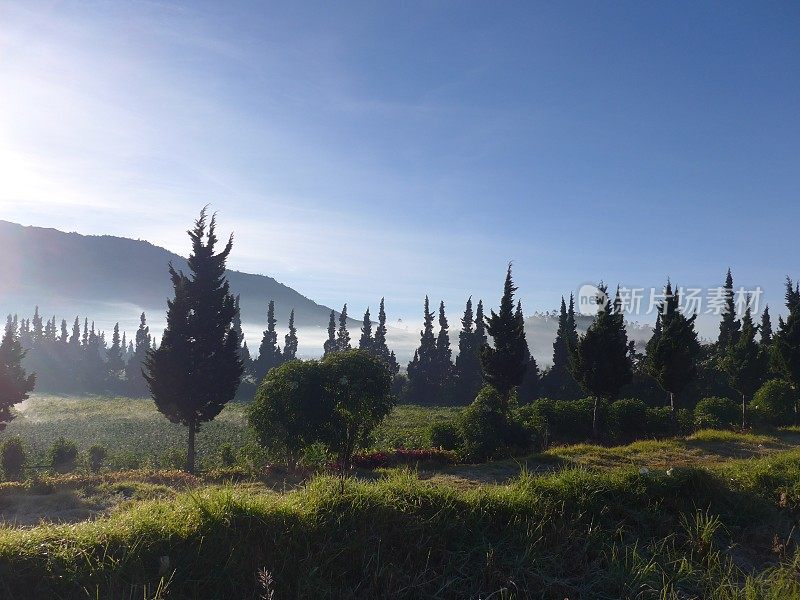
[{"xmin": 1, "ymin": 0, "xmax": 799, "ymax": 338}]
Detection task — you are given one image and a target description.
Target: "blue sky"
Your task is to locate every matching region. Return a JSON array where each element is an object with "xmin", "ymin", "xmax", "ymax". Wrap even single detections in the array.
[{"xmin": 1, "ymin": 1, "xmax": 799, "ymax": 337}]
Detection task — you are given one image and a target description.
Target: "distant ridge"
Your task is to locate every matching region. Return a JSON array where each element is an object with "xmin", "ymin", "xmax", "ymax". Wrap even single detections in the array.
[{"xmin": 0, "ymin": 220, "xmax": 342, "ymax": 329}]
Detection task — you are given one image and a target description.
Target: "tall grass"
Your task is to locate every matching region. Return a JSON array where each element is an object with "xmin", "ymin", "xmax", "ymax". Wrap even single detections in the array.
[{"xmin": 2, "ymin": 452, "xmax": 800, "ymax": 598}]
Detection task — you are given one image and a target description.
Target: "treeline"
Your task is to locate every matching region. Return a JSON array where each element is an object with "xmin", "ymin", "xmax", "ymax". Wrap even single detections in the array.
[{"xmin": 2, "ymin": 311, "xmax": 153, "ymax": 396}]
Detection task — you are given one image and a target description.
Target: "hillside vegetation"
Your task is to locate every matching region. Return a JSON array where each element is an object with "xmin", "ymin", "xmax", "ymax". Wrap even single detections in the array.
[{"xmin": 2, "ymin": 447, "xmax": 800, "ymax": 598}]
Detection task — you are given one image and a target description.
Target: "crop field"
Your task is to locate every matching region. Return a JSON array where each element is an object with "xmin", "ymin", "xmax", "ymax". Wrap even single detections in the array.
[{"xmin": 4, "ymin": 394, "xmax": 462, "ymax": 470}]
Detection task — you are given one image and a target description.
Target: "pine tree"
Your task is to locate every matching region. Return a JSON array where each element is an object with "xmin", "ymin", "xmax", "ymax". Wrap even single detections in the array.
[
  {"xmin": 722, "ymin": 302, "xmax": 765, "ymax": 427},
  {"xmin": 106, "ymin": 323, "xmax": 125, "ymax": 384},
  {"xmin": 283, "ymin": 309, "xmax": 298, "ymax": 361},
  {"xmin": 434, "ymin": 301, "xmax": 454, "ymax": 402},
  {"xmin": 570, "ymin": 284, "xmax": 632, "ymax": 437},
  {"xmin": 454, "ymin": 297, "xmax": 484, "ymax": 404},
  {"xmin": 336, "ymin": 304, "xmax": 351, "ymax": 351},
  {"xmin": 717, "ymin": 268, "xmax": 740, "ymax": 354},
  {"xmin": 359, "ymin": 308, "xmax": 373, "ymax": 352},
  {"xmin": 126, "ymin": 313, "xmax": 151, "ymax": 394},
  {"xmin": 231, "ymin": 295, "xmax": 252, "ymax": 372},
  {"xmin": 552, "ymin": 297, "xmax": 570, "ymax": 369},
  {"xmin": 59, "ymin": 319, "xmax": 69, "ymax": 344},
  {"xmin": 760, "ymin": 306, "xmax": 773, "ymax": 346},
  {"xmin": 773, "ymin": 278, "xmax": 800, "ymax": 391},
  {"xmin": 516, "ymin": 301, "xmax": 540, "ymax": 403},
  {"xmin": 0, "ymin": 316, "xmax": 35, "ymax": 430},
  {"xmin": 144, "ymin": 209, "xmax": 243, "ymax": 474},
  {"xmin": 407, "ymin": 296, "xmax": 439, "ymax": 405},
  {"xmin": 323, "ymin": 310, "xmax": 337, "ymax": 356},
  {"xmin": 542, "ymin": 295, "xmax": 582, "ymax": 400},
  {"xmin": 372, "ymin": 298, "xmax": 399, "ymax": 375},
  {"xmin": 31, "ymin": 306, "xmax": 43, "ymax": 345},
  {"xmin": 644, "ymin": 282, "xmax": 701, "ymax": 427},
  {"xmin": 253, "ymin": 300, "xmax": 282, "ymax": 382},
  {"xmin": 69, "ymin": 317, "xmax": 81, "ymax": 348},
  {"xmin": 475, "ymin": 299, "xmax": 487, "ymax": 348},
  {"xmin": 480, "ymin": 265, "xmax": 528, "ymax": 405}
]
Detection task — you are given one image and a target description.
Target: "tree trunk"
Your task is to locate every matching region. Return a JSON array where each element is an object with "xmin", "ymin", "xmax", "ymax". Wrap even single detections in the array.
[
  {"xmin": 669, "ymin": 392, "xmax": 677, "ymax": 434},
  {"xmin": 592, "ymin": 397, "xmax": 599, "ymax": 440},
  {"xmin": 742, "ymin": 392, "xmax": 747, "ymax": 429},
  {"xmin": 186, "ymin": 419, "xmax": 196, "ymax": 475}
]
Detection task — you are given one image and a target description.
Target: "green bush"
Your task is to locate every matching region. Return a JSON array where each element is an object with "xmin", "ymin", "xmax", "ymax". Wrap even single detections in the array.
[
  {"xmin": 88, "ymin": 445, "xmax": 107, "ymax": 473},
  {"xmin": 751, "ymin": 379, "xmax": 796, "ymax": 426},
  {"xmin": 694, "ymin": 397, "xmax": 739, "ymax": 430},
  {"xmin": 458, "ymin": 386, "xmax": 532, "ymax": 462},
  {"xmin": 429, "ymin": 421, "xmax": 461, "ymax": 450},
  {"xmin": 459, "ymin": 387, "xmax": 508, "ymax": 462},
  {"xmin": 219, "ymin": 442, "xmax": 237, "ymax": 467},
  {"xmin": 516, "ymin": 397, "xmax": 597, "ymax": 444},
  {"xmin": 1, "ymin": 436, "xmax": 26, "ymax": 481},
  {"xmin": 608, "ymin": 398, "xmax": 647, "ymax": 442},
  {"xmin": 643, "ymin": 406, "xmax": 671, "ymax": 437},
  {"xmin": 49, "ymin": 437, "xmax": 79, "ymax": 474}
]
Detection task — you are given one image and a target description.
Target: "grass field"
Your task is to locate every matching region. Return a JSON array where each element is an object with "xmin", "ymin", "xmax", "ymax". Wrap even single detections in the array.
[
  {"xmin": 4, "ymin": 395, "xmax": 462, "ymax": 470},
  {"xmin": 2, "ymin": 451, "xmax": 800, "ymax": 598},
  {"xmin": 5, "ymin": 395, "xmax": 800, "ymax": 598}
]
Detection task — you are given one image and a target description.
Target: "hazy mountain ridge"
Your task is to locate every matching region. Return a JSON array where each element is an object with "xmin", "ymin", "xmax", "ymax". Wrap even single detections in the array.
[
  {"xmin": 0, "ymin": 220, "xmax": 339, "ymax": 329},
  {"xmin": 0, "ymin": 220, "xmax": 654, "ymax": 364}
]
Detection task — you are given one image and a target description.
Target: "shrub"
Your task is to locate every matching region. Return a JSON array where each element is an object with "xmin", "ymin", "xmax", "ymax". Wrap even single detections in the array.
[
  {"xmin": 321, "ymin": 350, "xmax": 395, "ymax": 473},
  {"xmin": 751, "ymin": 379, "xmax": 796, "ymax": 426},
  {"xmin": 219, "ymin": 443, "xmax": 237, "ymax": 467},
  {"xmin": 459, "ymin": 386, "xmax": 509, "ymax": 462},
  {"xmin": 459, "ymin": 386, "xmax": 532, "ymax": 462},
  {"xmin": 88, "ymin": 445, "xmax": 107, "ymax": 473},
  {"xmin": 608, "ymin": 398, "xmax": 647, "ymax": 442},
  {"xmin": 694, "ymin": 397, "xmax": 739, "ymax": 430},
  {"xmin": 1, "ymin": 436, "xmax": 26, "ymax": 481},
  {"xmin": 515, "ymin": 397, "xmax": 596, "ymax": 445},
  {"xmin": 49, "ymin": 437, "xmax": 79, "ymax": 474},
  {"xmin": 429, "ymin": 421, "xmax": 461, "ymax": 450},
  {"xmin": 248, "ymin": 359, "xmax": 328, "ymax": 469},
  {"xmin": 350, "ymin": 448, "xmax": 457, "ymax": 469},
  {"xmin": 645, "ymin": 406, "xmax": 673, "ymax": 438}
]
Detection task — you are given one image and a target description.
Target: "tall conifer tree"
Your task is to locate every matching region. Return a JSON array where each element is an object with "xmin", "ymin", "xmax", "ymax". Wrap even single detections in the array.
[
  {"xmin": 0, "ymin": 316, "xmax": 35, "ymax": 430},
  {"xmin": 336, "ymin": 304, "xmax": 351, "ymax": 351},
  {"xmin": 773, "ymin": 278, "xmax": 800, "ymax": 391},
  {"xmin": 644, "ymin": 282, "xmax": 701, "ymax": 427},
  {"xmin": 283, "ymin": 309, "xmax": 298, "ymax": 361},
  {"xmin": 722, "ymin": 302, "xmax": 765, "ymax": 427},
  {"xmin": 454, "ymin": 297, "xmax": 484, "ymax": 403},
  {"xmin": 106, "ymin": 323, "xmax": 125, "ymax": 383},
  {"xmin": 435, "ymin": 301, "xmax": 454, "ymax": 401},
  {"xmin": 359, "ymin": 308, "xmax": 373, "ymax": 352},
  {"xmin": 407, "ymin": 296, "xmax": 439, "ymax": 405},
  {"xmin": 570, "ymin": 284, "xmax": 632, "ymax": 437},
  {"xmin": 373, "ymin": 298, "xmax": 399, "ymax": 375},
  {"xmin": 516, "ymin": 301, "xmax": 540, "ymax": 403},
  {"xmin": 760, "ymin": 306, "xmax": 773, "ymax": 346},
  {"xmin": 144, "ymin": 209, "xmax": 243, "ymax": 473},
  {"xmin": 323, "ymin": 310, "xmax": 337, "ymax": 356},
  {"xmin": 253, "ymin": 300, "xmax": 281, "ymax": 382},
  {"xmin": 480, "ymin": 265, "xmax": 528, "ymax": 405},
  {"xmin": 717, "ymin": 268, "xmax": 740, "ymax": 354}
]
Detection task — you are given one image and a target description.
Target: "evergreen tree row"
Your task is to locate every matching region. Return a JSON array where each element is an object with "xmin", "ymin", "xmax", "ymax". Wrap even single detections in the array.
[{"xmin": 4, "ymin": 309, "xmax": 154, "ymax": 396}]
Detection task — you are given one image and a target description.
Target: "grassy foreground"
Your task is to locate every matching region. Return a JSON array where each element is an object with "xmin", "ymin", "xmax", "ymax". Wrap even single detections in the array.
[{"xmin": 2, "ymin": 450, "xmax": 800, "ymax": 598}]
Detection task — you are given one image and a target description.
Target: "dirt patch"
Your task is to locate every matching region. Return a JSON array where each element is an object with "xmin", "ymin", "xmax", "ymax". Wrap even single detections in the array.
[{"xmin": 0, "ymin": 489, "xmax": 102, "ymax": 526}]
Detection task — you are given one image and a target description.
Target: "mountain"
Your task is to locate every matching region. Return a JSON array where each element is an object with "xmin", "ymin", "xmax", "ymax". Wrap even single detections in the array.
[
  {"xmin": 0, "ymin": 220, "xmax": 654, "ymax": 365},
  {"xmin": 0, "ymin": 220, "xmax": 344, "ymax": 346}
]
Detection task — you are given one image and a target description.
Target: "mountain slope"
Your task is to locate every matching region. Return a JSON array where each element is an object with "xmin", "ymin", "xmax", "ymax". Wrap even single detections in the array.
[{"xmin": 0, "ymin": 220, "xmax": 338, "ymax": 330}]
